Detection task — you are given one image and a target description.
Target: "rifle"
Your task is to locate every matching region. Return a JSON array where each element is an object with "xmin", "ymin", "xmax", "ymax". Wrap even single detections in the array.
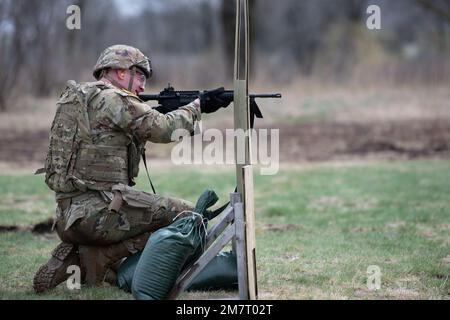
[{"xmin": 139, "ymin": 85, "xmax": 281, "ymax": 127}]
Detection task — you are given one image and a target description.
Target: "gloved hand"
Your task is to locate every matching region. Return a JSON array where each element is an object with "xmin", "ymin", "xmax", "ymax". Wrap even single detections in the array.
[{"xmin": 199, "ymin": 87, "xmax": 233, "ymax": 114}]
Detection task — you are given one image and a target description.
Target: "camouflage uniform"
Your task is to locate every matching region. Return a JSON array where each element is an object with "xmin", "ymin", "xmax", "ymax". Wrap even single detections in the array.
[
  {"xmin": 33, "ymin": 45, "xmax": 201, "ymax": 292},
  {"xmin": 53, "ymin": 80, "xmax": 200, "ymax": 246}
]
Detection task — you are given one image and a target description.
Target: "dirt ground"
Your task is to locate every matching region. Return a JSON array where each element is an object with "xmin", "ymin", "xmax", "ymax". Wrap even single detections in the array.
[
  {"xmin": 1, "ymin": 85, "xmax": 449, "ymax": 169},
  {"xmin": 277, "ymin": 119, "xmax": 450, "ymax": 161},
  {"xmin": 1, "ymin": 119, "xmax": 449, "ymax": 169}
]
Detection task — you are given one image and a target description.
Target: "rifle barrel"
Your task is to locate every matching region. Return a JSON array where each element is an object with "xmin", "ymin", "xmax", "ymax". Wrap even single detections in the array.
[
  {"xmin": 249, "ymin": 93, "xmax": 282, "ymax": 98},
  {"xmin": 139, "ymin": 92, "xmax": 282, "ymax": 101}
]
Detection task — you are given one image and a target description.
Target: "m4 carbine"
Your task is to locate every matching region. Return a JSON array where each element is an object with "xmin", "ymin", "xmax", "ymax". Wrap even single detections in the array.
[{"xmin": 139, "ymin": 85, "xmax": 281, "ymax": 125}]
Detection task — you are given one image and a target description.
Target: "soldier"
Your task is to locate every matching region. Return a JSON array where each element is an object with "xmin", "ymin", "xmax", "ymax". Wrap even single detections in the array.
[{"xmin": 33, "ymin": 45, "xmax": 232, "ymax": 293}]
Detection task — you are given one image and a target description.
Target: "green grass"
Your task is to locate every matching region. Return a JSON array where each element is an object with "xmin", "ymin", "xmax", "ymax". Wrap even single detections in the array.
[{"xmin": 0, "ymin": 160, "xmax": 449, "ymax": 299}]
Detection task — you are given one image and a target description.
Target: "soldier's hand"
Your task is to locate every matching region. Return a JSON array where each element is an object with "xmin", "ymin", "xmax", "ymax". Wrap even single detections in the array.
[{"xmin": 199, "ymin": 87, "xmax": 233, "ymax": 114}]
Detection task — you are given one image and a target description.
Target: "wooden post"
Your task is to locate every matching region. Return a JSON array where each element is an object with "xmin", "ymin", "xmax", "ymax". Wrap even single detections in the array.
[
  {"xmin": 171, "ymin": 0, "xmax": 258, "ymax": 301},
  {"xmin": 234, "ymin": 200, "xmax": 248, "ymax": 299},
  {"xmin": 243, "ymin": 165, "xmax": 257, "ymax": 299},
  {"xmin": 233, "ymin": 0, "xmax": 258, "ymax": 300},
  {"xmin": 205, "ymin": 205, "xmax": 234, "ymax": 249}
]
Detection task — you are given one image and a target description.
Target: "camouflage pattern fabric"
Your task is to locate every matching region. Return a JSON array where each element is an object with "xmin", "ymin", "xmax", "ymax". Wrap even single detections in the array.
[
  {"xmin": 93, "ymin": 44, "xmax": 152, "ymax": 79},
  {"xmin": 88, "ymin": 81, "xmax": 200, "ymax": 144},
  {"xmin": 35, "ymin": 45, "xmax": 201, "ymax": 291},
  {"xmin": 47, "ymin": 79, "xmax": 201, "ymax": 249},
  {"xmin": 43, "ymin": 79, "xmax": 201, "ymax": 192},
  {"xmin": 55, "ymin": 185, "xmax": 194, "ymax": 247}
]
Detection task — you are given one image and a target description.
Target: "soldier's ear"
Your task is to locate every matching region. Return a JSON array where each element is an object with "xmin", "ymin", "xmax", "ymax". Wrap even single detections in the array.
[{"xmin": 116, "ymin": 69, "xmax": 127, "ymax": 80}]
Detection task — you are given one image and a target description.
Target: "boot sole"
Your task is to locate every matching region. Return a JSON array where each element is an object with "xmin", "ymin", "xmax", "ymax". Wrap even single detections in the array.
[{"xmin": 33, "ymin": 242, "xmax": 77, "ymax": 293}]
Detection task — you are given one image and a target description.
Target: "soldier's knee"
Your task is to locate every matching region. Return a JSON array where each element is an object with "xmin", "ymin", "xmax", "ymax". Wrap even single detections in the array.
[{"xmin": 55, "ymin": 222, "xmax": 77, "ymax": 244}]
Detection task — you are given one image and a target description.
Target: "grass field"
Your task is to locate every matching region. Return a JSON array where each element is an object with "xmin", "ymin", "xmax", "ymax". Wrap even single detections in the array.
[{"xmin": 0, "ymin": 160, "xmax": 449, "ymax": 299}]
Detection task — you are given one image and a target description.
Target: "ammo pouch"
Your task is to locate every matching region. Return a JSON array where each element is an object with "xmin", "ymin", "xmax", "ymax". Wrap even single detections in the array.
[
  {"xmin": 111, "ymin": 184, "xmax": 158, "ymax": 208},
  {"xmin": 127, "ymin": 136, "xmax": 143, "ymax": 186},
  {"xmin": 74, "ymin": 144, "xmax": 129, "ymax": 189},
  {"xmin": 55, "ymin": 191, "xmax": 108, "ymax": 232}
]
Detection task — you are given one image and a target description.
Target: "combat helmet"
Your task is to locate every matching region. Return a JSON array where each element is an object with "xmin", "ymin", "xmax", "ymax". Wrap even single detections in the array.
[{"xmin": 93, "ymin": 44, "xmax": 152, "ymax": 80}]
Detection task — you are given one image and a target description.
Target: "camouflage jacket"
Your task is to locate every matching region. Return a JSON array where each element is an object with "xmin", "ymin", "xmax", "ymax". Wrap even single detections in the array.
[
  {"xmin": 43, "ymin": 80, "xmax": 201, "ymax": 196},
  {"xmin": 88, "ymin": 81, "xmax": 200, "ymax": 143}
]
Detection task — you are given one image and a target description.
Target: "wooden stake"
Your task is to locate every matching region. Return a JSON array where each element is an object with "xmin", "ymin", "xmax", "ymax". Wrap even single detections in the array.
[{"xmin": 243, "ymin": 165, "xmax": 257, "ymax": 299}]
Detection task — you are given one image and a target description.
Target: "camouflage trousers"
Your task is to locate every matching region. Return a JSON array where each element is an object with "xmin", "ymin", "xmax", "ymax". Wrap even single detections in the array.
[{"xmin": 54, "ymin": 184, "xmax": 194, "ymax": 248}]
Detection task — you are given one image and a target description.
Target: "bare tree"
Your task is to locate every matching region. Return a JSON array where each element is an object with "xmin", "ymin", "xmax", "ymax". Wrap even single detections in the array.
[
  {"xmin": 25, "ymin": 1, "xmax": 62, "ymax": 96},
  {"xmin": 0, "ymin": 0, "xmax": 25, "ymax": 111},
  {"xmin": 2, "ymin": 0, "xmax": 450, "ymax": 111},
  {"xmin": 415, "ymin": 0, "xmax": 450, "ymax": 22},
  {"xmin": 219, "ymin": 0, "xmax": 256, "ymax": 80},
  {"xmin": 219, "ymin": 0, "xmax": 235, "ymax": 80}
]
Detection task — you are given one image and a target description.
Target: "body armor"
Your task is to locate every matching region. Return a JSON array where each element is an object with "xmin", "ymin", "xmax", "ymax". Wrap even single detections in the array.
[{"xmin": 41, "ymin": 80, "xmax": 142, "ymax": 193}]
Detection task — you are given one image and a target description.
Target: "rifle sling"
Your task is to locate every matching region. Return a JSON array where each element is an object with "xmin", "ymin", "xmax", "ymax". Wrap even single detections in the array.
[
  {"xmin": 141, "ymin": 150, "xmax": 156, "ymax": 194},
  {"xmin": 249, "ymin": 98, "xmax": 263, "ymax": 129}
]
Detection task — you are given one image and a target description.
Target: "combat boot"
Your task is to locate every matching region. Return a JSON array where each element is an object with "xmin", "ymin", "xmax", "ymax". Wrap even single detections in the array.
[
  {"xmin": 78, "ymin": 233, "xmax": 149, "ymax": 286},
  {"xmin": 104, "ymin": 268, "xmax": 118, "ymax": 286},
  {"xmin": 33, "ymin": 242, "xmax": 80, "ymax": 293},
  {"xmin": 103, "ymin": 259, "xmax": 124, "ymax": 286}
]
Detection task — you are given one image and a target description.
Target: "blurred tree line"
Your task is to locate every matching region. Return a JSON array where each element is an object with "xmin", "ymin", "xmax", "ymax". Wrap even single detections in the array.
[{"xmin": 0, "ymin": 0, "xmax": 449, "ymax": 110}]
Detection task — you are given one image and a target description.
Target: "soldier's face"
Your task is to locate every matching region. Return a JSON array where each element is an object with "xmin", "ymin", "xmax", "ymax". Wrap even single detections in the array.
[
  {"xmin": 115, "ymin": 68, "xmax": 146, "ymax": 95},
  {"xmin": 127, "ymin": 68, "xmax": 146, "ymax": 95}
]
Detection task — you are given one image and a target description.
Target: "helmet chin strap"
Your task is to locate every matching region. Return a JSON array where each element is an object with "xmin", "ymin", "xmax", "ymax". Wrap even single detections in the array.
[{"xmin": 127, "ymin": 68, "xmax": 135, "ymax": 92}]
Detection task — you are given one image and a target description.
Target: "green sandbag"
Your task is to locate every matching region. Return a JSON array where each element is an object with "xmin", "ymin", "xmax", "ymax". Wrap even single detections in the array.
[
  {"xmin": 116, "ymin": 251, "xmax": 142, "ymax": 293},
  {"xmin": 117, "ymin": 250, "xmax": 238, "ymax": 294},
  {"xmin": 187, "ymin": 251, "xmax": 238, "ymax": 291},
  {"xmin": 130, "ymin": 190, "xmax": 217, "ymax": 300}
]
